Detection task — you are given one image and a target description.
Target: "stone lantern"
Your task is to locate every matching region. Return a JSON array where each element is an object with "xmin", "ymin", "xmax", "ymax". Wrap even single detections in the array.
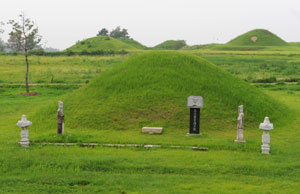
[
  {"xmin": 259, "ymin": 117, "xmax": 274, "ymax": 154},
  {"xmin": 16, "ymin": 115, "xmax": 32, "ymax": 147}
]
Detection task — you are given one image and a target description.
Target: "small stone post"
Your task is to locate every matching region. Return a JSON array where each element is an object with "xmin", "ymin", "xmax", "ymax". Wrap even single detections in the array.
[
  {"xmin": 235, "ymin": 105, "xmax": 246, "ymax": 143},
  {"xmin": 186, "ymin": 96, "xmax": 203, "ymax": 136},
  {"xmin": 259, "ymin": 117, "xmax": 274, "ymax": 154},
  {"xmin": 57, "ymin": 101, "xmax": 64, "ymax": 134},
  {"xmin": 16, "ymin": 115, "xmax": 32, "ymax": 147}
]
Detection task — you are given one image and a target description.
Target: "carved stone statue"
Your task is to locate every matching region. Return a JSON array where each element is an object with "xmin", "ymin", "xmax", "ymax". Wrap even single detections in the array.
[
  {"xmin": 235, "ymin": 105, "xmax": 245, "ymax": 143},
  {"xmin": 57, "ymin": 101, "xmax": 64, "ymax": 134}
]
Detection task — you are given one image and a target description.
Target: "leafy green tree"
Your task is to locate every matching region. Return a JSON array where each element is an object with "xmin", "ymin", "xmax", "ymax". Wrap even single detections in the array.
[
  {"xmin": 7, "ymin": 13, "xmax": 42, "ymax": 94},
  {"xmin": 97, "ymin": 28, "xmax": 109, "ymax": 36},
  {"xmin": 110, "ymin": 26, "xmax": 129, "ymax": 38}
]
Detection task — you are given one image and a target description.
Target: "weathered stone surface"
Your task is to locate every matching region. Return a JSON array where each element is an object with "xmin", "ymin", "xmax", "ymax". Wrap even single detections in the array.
[
  {"xmin": 142, "ymin": 127, "xmax": 163, "ymax": 134},
  {"xmin": 259, "ymin": 117, "xmax": 274, "ymax": 154},
  {"xmin": 16, "ymin": 115, "xmax": 32, "ymax": 147},
  {"xmin": 235, "ymin": 105, "xmax": 246, "ymax": 143},
  {"xmin": 57, "ymin": 101, "xmax": 64, "ymax": 134},
  {"xmin": 187, "ymin": 96, "xmax": 203, "ymax": 108}
]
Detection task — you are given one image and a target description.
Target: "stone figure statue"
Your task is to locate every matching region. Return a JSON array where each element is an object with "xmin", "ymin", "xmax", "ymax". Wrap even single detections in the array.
[
  {"xmin": 57, "ymin": 101, "xmax": 64, "ymax": 134},
  {"xmin": 235, "ymin": 105, "xmax": 245, "ymax": 143}
]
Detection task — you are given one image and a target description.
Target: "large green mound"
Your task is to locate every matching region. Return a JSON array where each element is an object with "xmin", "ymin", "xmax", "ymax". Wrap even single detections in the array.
[
  {"xmin": 35, "ymin": 51, "xmax": 288, "ymax": 132},
  {"xmin": 119, "ymin": 38, "xmax": 148, "ymax": 49},
  {"xmin": 66, "ymin": 36, "xmax": 137, "ymax": 52},
  {"xmin": 153, "ymin": 40, "xmax": 187, "ymax": 50},
  {"xmin": 227, "ymin": 29, "xmax": 288, "ymax": 46}
]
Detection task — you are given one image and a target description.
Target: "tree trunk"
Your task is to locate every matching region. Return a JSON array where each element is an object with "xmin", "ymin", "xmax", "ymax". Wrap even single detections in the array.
[{"xmin": 25, "ymin": 50, "xmax": 29, "ymax": 94}]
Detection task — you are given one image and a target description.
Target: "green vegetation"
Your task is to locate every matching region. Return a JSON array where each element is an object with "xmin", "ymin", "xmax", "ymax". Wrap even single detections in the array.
[
  {"xmin": 153, "ymin": 40, "xmax": 187, "ymax": 50},
  {"xmin": 1, "ymin": 49, "xmax": 300, "ymax": 193},
  {"xmin": 0, "ymin": 55, "xmax": 128, "ymax": 84},
  {"xmin": 227, "ymin": 29, "xmax": 288, "ymax": 46},
  {"xmin": 66, "ymin": 36, "xmax": 137, "ymax": 52},
  {"xmin": 119, "ymin": 37, "xmax": 148, "ymax": 49},
  {"xmin": 32, "ymin": 51, "xmax": 288, "ymax": 145}
]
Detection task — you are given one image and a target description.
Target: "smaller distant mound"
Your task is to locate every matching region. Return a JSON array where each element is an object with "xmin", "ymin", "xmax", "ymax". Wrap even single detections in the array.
[
  {"xmin": 119, "ymin": 38, "xmax": 148, "ymax": 49},
  {"xmin": 66, "ymin": 36, "xmax": 137, "ymax": 52},
  {"xmin": 154, "ymin": 40, "xmax": 187, "ymax": 50},
  {"xmin": 227, "ymin": 29, "xmax": 288, "ymax": 46}
]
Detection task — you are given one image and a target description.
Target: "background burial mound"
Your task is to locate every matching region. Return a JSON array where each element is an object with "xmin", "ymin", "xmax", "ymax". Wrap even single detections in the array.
[
  {"xmin": 227, "ymin": 29, "xmax": 288, "ymax": 46},
  {"xmin": 35, "ymin": 51, "xmax": 288, "ymax": 132},
  {"xmin": 66, "ymin": 36, "xmax": 145, "ymax": 52}
]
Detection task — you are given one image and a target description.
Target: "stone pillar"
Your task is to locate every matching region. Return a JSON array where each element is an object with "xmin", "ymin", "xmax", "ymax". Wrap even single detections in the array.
[
  {"xmin": 186, "ymin": 96, "xmax": 203, "ymax": 136},
  {"xmin": 235, "ymin": 105, "xmax": 246, "ymax": 143},
  {"xmin": 259, "ymin": 117, "xmax": 274, "ymax": 154},
  {"xmin": 57, "ymin": 101, "xmax": 64, "ymax": 134},
  {"xmin": 16, "ymin": 115, "xmax": 32, "ymax": 147}
]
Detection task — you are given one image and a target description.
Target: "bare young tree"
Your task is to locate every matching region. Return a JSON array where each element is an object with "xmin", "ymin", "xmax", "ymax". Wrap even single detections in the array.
[{"xmin": 7, "ymin": 13, "xmax": 42, "ymax": 94}]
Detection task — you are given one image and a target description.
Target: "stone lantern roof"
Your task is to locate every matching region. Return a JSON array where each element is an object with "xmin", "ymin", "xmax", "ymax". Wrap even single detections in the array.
[
  {"xmin": 259, "ymin": 117, "xmax": 273, "ymax": 131},
  {"xmin": 16, "ymin": 115, "xmax": 32, "ymax": 128}
]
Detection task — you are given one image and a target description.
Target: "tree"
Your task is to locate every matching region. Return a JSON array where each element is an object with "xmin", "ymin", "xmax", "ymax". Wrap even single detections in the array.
[
  {"xmin": 7, "ymin": 13, "xmax": 42, "ymax": 94},
  {"xmin": 97, "ymin": 28, "xmax": 109, "ymax": 36},
  {"xmin": 0, "ymin": 21, "xmax": 5, "ymax": 51},
  {"xmin": 110, "ymin": 26, "xmax": 129, "ymax": 38}
]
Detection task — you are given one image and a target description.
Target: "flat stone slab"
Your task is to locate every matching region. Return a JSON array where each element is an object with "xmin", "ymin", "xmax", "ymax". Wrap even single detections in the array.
[{"xmin": 142, "ymin": 127, "xmax": 163, "ymax": 134}]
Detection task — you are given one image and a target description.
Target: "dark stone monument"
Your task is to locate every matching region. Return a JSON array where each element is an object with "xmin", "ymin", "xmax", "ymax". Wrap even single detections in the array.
[
  {"xmin": 186, "ymin": 96, "xmax": 203, "ymax": 136},
  {"xmin": 57, "ymin": 101, "xmax": 64, "ymax": 134}
]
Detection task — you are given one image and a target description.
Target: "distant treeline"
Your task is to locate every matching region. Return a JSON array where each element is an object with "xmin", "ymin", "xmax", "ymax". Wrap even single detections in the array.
[{"xmin": 0, "ymin": 49, "xmax": 128, "ymax": 56}]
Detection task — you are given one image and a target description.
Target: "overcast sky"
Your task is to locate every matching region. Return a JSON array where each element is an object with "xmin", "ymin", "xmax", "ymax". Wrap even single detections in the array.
[{"xmin": 1, "ymin": 0, "xmax": 300, "ymax": 50}]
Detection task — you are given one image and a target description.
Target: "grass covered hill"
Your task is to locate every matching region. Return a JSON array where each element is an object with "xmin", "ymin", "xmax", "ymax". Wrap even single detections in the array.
[
  {"xmin": 227, "ymin": 29, "xmax": 288, "ymax": 46},
  {"xmin": 153, "ymin": 40, "xmax": 187, "ymax": 50},
  {"xmin": 119, "ymin": 37, "xmax": 148, "ymax": 49},
  {"xmin": 66, "ymin": 36, "xmax": 137, "ymax": 52},
  {"xmin": 34, "ymin": 51, "xmax": 288, "ymax": 134}
]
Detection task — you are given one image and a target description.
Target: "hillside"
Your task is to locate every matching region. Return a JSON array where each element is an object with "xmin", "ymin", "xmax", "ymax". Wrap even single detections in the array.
[
  {"xmin": 66, "ymin": 36, "xmax": 137, "ymax": 52},
  {"xmin": 227, "ymin": 29, "xmax": 288, "ymax": 46},
  {"xmin": 34, "ymin": 51, "xmax": 288, "ymax": 133},
  {"xmin": 119, "ymin": 38, "xmax": 148, "ymax": 49},
  {"xmin": 153, "ymin": 40, "xmax": 187, "ymax": 50}
]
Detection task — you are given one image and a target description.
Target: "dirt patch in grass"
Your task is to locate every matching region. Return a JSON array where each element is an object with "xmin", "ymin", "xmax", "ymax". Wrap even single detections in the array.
[{"xmin": 21, "ymin": 92, "xmax": 40, "ymax": 96}]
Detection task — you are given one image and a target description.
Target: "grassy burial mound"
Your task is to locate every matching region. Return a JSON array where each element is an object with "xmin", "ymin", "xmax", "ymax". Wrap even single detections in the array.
[
  {"xmin": 66, "ymin": 36, "xmax": 137, "ymax": 52},
  {"xmin": 153, "ymin": 40, "xmax": 187, "ymax": 50},
  {"xmin": 34, "ymin": 51, "xmax": 288, "ymax": 133},
  {"xmin": 227, "ymin": 29, "xmax": 288, "ymax": 46},
  {"xmin": 119, "ymin": 38, "xmax": 148, "ymax": 49}
]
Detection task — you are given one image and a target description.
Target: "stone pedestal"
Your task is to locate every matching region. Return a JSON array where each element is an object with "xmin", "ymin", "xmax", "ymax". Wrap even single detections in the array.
[
  {"xmin": 19, "ymin": 129, "xmax": 30, "ymax": 147},
  {"xmin": 261, "ymin": 131, "xmax": 270, "ymax": 154}
]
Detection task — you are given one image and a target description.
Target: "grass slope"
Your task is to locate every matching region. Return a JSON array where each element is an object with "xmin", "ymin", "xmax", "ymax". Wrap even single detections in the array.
[
  {"xmin": 34, "ymin": 51, "xmax": 288, "ymax": 133},
  {"xmin": 153, "ymin": 40, "xmax": 187, "ymax": 50},
  {"xmin": 66, "ymin": 36, "xmax": 137, "ymax": 52},
  {"xmin": 119, "ymin": 38, "xmax": 148, "ymax": 49},
  {"xmin": 227, "ymin": 29, "xmax": 288, "ymax": 46}
]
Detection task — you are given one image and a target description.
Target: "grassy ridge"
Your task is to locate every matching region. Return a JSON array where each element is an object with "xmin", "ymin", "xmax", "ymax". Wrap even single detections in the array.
[
  {"xmin": 33, "ymin": 51, "xmax": 288, "ymax": 134},
  {"xmin": 66, "ymin": 36, "xmax": 137, "ymax": 52},
  {"xmin": 227, "ymin": 29, "xmax": 288, "ymax": 46},
  {"xmin": 154, "ymin": 40, "xmax": 187, "ymax": 50},
  {"xmin": 119, "ymin": 37, "xmax": 148, "ymax": 49}
]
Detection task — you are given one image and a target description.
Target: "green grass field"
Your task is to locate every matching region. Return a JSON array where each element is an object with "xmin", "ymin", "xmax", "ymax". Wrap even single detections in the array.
[{"xmin": 1, "ymin": 48, "xmax": 300, "ymax": 193}]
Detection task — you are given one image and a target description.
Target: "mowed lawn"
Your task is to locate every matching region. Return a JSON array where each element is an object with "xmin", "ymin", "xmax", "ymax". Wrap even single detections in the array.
[{"xmin": 1, "ymin": 53, "xmax": 300, "ymax": 193}]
